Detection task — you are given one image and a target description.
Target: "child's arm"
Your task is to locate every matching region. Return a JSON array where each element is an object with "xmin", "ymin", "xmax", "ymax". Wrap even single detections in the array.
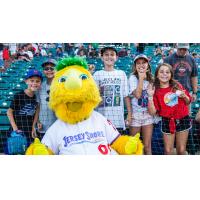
[
  {"xmin": 195, "ymin": 109, "xmax": 200, "ymax": 122},
  {"xmin": 133, "ymin": 73, "xmax": 146, "ymax": 99},
  {"xmin": 147, "ymin": 84, "xmax": 157, "ymax": 115},
  {"xmin": 148, "ymin": 98, "xmax": 157, "ymax": 115},
  {"xmin": 178, "ymin": 87, "xmax": 191, "ymax": 105},
  {"xmin": 7, "ymin": 108, "xmax": 18, "ymax": 131},
  {"xmin": 179, "ymin": 92, "xmax": 190, "ymax": 105},
  {"xmin": 32, "ymin": 105, "xmax": 40, "ymax": 138},
  {"xmin": 124, "ymin": 96, "xmax": 133, "ymax": 125}
]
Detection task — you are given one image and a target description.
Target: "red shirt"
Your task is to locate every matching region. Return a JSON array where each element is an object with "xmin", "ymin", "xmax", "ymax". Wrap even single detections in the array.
[
  {"xmin": 153, "ymin": 84, "xmax": 191, "ymax": 119},
  {"xmin": 3, "ymin": 49, "xmax": 10, "ymax": 60}
]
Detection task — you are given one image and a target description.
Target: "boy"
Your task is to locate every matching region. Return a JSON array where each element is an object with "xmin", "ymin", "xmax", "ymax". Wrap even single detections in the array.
[
  {"xmin": 93, "ymin": 46, "xmax": 131, "ymax": 133},
  {"xmin": 37, "ymin": 59, "xmax": 57, "ymax": 138},
  {"xmin": 7, "ymin": 69, "xmax": 43, "ymax": 145}
]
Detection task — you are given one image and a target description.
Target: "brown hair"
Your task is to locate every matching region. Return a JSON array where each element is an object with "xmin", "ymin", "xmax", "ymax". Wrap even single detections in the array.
[
  {"xmin": 154, "ymin": 63, "xmax": 180, "ymax": 91},
  {"xmin": 132, "ymin": 58, "xmax": 154, "ymax": 83}
]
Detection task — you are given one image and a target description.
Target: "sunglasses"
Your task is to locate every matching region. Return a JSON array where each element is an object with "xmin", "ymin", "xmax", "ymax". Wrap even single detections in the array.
[{"xmin": 44, "ymin": 67, "xmax": 54, "ymax": 71}]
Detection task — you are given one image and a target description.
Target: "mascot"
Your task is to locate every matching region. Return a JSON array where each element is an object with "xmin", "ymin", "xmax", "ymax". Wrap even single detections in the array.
[{"xmin": 26, "ymin": 57, "xmax": 143, "ymax": 155}]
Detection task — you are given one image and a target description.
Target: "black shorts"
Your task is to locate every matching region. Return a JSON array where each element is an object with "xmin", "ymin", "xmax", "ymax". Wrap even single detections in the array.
[{"xmin": 161, "ymin": 115, "xmax": 191, "ymax": 134}]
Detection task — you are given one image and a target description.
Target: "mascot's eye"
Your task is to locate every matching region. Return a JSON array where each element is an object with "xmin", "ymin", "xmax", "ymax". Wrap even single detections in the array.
[
  {"xmin": 79, "ymin": 74, "xmax": 88, "ymax": 80},
  {"xmin": 58, "ymin": 76, "xmax": 67, "ymax": 83}
]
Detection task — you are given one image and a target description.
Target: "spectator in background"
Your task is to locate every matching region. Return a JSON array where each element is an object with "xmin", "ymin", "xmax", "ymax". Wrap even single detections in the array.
[
  {"xmin": 17, "ymin": 53, "xmax": 31, "ymax": 62},
  {"xmin": 9, "ymin": 43, "xmax": 17, "ymax": 61},
  {"xmin": 168, "ymin": 48, "xmax": 174, "ymax": 56},
  {"xmin": 3, "ymin": 46, "xmax": 10, "ymax": 61},
  {"xmin": 77, "ymin": 49, "xmax": 87, "ymax": 58},
  {"xmin": 3, "ymin": 46, "xmax": 11, "ymax": 68},
  {"xmin": 135, "ymin": 43, "xmax": 145, "ymax": 54},
  {"xmin": 40, "ymin": 46, "xmax": 47, "ymax": 57},
  {"xmin": 154, "ymin": 46, "xmax": 163, "ymax": 56},
  {"xmin": 192, "ymin": 52, "xmax": 199, "ymax": 59},
  {"xmin": 164, "ymin": 43, "xmax": 198, "ymax": 102},
  {"xmin": 88, "ymin": 49, "xmax": 98, "ymax": 58},
  {"xmin": 64, "ymin": 43, "xmax": 75, "ymax": 56},
  {"xmin": 158, "ymin": 54, "xmax": 167, "ymax": 64},
  {"xmin": 23, "ymin": 44, "xmax": 34, "ymax": 60},
  {"xmin": 47, "ymin": 51, "xmax": 53, "ymax": 58},
  {"xmin": 88, "ymin": 64, "xmax": 95, "ymax": 74},
  {"xmin": 76, "ymin": 45, "xmax": 88, "ymax": 57},
  {"xmin": 118, "ymin": 48, "xmax": 128, "ymax": 57},
  {"xmin": 56, "ymin": 47, "xmax": 63, "ymax": 57},
  {"xmin": 37, "ymin": 59, "xmax": 57, "ymax": 139}
]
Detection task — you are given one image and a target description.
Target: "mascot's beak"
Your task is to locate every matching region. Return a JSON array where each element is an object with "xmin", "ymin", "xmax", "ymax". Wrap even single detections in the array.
[{"xmin": 64, "ymin": 69, "xmax": 82, "ymax": 90}]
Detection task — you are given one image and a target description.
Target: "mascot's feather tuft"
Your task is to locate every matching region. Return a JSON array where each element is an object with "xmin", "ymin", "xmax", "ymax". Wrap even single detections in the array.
[{"xmin": 56, "ymin": 57, "xmax": 88, "ymax": 71}]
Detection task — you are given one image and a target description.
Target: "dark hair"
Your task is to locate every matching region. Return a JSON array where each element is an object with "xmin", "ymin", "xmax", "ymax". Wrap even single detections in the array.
[
  {"xmin": 154, "ymin": 63, "xmax": 180, "ymax": 90},
  {"xmin": 132, "ymin": 58, "xmax": 154, "ymax": 83},
  {"xmin": 192, "ymin": 52, "xmax": 197, "ymax": 57},
  {"xmin": 101, "ymin": 47, "xmax": 117, "ymax": 56}
]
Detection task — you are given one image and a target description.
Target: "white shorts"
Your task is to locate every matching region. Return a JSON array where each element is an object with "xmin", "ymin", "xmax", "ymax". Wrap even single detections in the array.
[{"xmin": 130, "ymin": 111, "xmax": 154, "ymax": 127}]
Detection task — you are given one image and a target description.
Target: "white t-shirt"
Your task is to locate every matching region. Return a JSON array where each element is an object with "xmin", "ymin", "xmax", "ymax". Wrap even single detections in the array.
[
  {"xmin": 93, "ymin": 69, "xmax": 128, "ymax": 130},
  {"xmin": 26, "ymin": 51, "xmax": 33, "ymax": 59},
  {"xmin": 129, "ymin": 74, "xmax": 149, "ymax": 112},
  {"xmin": 42, "ymin": 111, "xmax": 120, "ymax": 155},
  {"xmin": 9, "ymin": 43, "xmax": 17, "ymax": 55}
]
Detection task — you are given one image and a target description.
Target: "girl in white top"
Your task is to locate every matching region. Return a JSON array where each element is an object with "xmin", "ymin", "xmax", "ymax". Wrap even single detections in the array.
[{"xmin": 128, "ymin": 54, "xmax": 154, "ymax": 155}]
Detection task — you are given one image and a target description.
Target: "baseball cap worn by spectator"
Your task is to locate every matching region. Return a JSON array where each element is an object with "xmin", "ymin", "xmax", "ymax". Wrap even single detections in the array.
[
  {"xmin": 100, "ymin": 46, "xmax": 118, "ymax": 56},
  {"xmin": 25, "ymin": 69, "xmax": 43, "ymax": 81},
  {"xmin": 177, "ymin": 43, "xmax": 190, "ymax": 49},
  {"xmin": 134, "ymin": 54, "xmax": 149, "ymax": 64},
  {"xmin": 41, "ymin": 59, "xmax": 57, "ymax": 68}
]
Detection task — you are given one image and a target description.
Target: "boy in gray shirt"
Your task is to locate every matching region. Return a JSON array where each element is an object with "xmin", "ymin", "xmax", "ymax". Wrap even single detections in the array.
[{"xmin": 37, "ymin": 59, "xmax": 57, "ymax": 138}]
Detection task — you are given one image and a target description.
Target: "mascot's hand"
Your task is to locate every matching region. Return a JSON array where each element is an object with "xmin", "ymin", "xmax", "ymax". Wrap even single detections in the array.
[
  {"xmin": 125, "ymin": 133, "xmax": 143, "ymax": 155},
  {"xmin": 111, "ymin": 133, "xmax": 143, "ymax": 155},
  {"xmin": 25, "ymin": 138, "xmax": 54, "ymax": 155}
]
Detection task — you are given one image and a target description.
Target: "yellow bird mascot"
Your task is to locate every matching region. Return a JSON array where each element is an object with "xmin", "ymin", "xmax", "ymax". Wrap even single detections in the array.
[{"xmin": 26, "ymin": 57, "xmax": 143, "ymax": 155}]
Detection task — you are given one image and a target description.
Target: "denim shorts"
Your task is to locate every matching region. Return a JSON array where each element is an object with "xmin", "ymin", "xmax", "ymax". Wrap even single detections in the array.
[
  {"xmin": 161, "ymin": 115, "xmax": 191, "ymax": 134},
  {"xmin": 130, "ymin": 111, "xmax": 154, "ymax": 127}
]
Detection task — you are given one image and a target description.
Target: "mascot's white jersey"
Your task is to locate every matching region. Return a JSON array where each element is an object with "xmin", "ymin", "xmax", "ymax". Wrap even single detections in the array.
[{"xmin": 42, "ymin": 111, "xmax": 120, "ymax": 155}]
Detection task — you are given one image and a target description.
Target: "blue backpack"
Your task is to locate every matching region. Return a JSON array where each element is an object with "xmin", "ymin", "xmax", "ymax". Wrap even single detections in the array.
[{"xmin": 7, "ymin": 131, "xmax": 28, "ymax": 155}]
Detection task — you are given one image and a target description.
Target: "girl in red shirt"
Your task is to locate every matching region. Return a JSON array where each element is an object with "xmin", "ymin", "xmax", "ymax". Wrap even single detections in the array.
[{"xmin": 147, "ymin": 63, "xmax": 191, "ymax": 155}]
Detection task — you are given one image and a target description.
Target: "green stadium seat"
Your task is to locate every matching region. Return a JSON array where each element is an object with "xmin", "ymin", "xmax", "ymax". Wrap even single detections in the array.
[{"xmin": 0, "ymin": 115, "xmax": 10, "ymax": 131}]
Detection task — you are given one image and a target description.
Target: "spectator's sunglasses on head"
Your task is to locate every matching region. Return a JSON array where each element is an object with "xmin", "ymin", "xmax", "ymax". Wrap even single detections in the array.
[{"xmin": 44, "ymin": 67, "xmax": 54, "ymax": 71}]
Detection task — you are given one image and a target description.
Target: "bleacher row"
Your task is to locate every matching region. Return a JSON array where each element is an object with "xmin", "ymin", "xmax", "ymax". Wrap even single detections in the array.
[{"xmin": 0, "ymin": 44, "xmax": 200, "ymax": 154}]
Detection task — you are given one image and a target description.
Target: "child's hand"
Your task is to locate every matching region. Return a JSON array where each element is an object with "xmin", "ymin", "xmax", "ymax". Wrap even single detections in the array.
[
  {"xmin": 177, "ymin": 90, "xmax": 190, "ymax": 104},
  {"xmin": 178, "ymin": 90, "xmax": 189, "ymax": 100},
  {"xmin": 14, "ymin": 129, "xmax": 23, "ymax": 133},
  {"xmin": 192, "ymin": 93, "xmax": 197, "ymax": 102},
  {"xmin": 126, "ymin": 112, "xmax": 133, "ymax": 126},
  {"xmin": 31, "ymin": 129, "xmax": 37, "ymax": 139},
  {"xmin": 147, "ymin": 84, "xmax": 155, "ymax": 97},
  {"xmin": 195, "ymin": 109, "xmax": 200, "ymax": 122},
  {"xmin": 138, "ymin": 72, "xmax": 147, "ymax": 80},
  {"xmin": 37, "ymin": 122, "xmax": 43, "ymax": 131}
]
